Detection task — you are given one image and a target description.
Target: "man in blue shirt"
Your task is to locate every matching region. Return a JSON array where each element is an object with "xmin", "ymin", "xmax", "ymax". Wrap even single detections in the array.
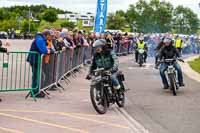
[{"xmin": 27, "ymin": 30, "xmax": 52, "ymax": 98}]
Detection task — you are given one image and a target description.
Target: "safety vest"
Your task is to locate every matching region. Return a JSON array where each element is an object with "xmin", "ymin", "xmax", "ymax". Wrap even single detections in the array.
[
  {"xmin": 137, "ymin": 42, "xmax": 145, "ymax": 49},
  {"xmin": 175, "ymin": 39, "xmax": 182, "ymax": 48}
]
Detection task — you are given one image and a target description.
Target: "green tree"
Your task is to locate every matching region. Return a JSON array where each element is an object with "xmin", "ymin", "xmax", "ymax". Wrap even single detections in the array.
[
  {"xmin": 125, "ymin": 0, "xmax": 173, "ymax": 33},
  {"xmin": 61, "ymin": 21, "xmax": 76, "ymax": 30},
  {"xmin": 116, "ymin": 10, "xmax": 126, "ymax": 17},
  {"xmin": 0, "ymin": 9, "xmax": 5, "ymax": 20},
  {"xmin": 134, "ymin": 0, "xmax": 153, "ymax": 32},
  {"xmin": 126, "ymin": 4, "xmax": 138, "ymax": 32},
  {"xmin": 149, "ymin": 0, "xmax": 173, "ymax": 32},
  {"xmin": 173, "ymin": 5, "xmax": 199, "ymax": 34},
  {"xmin": 106, "ymin": 13, "xmax": 127, "ymax": 30},
  {"xmin": 42, "ymin": 9, "xmax": 58, "ymax": 23},
  {"xmin": 0, "ymin": 19, "xmax": 18, "ymax": 31},
  {"xmin": 21, "ymin": 19, "xmax": 36, "ymax": 33}
]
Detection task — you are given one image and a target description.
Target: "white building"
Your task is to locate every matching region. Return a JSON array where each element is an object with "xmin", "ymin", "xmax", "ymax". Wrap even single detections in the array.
[{"xmin": 58, "ymin": 13, "xmax": 94, "ymax": 27}]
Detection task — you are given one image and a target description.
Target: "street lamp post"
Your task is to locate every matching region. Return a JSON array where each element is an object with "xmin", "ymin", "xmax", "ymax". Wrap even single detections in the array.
[{"xmin": 28, "ymin": 8, "xmax": 31, "ymax": 33}]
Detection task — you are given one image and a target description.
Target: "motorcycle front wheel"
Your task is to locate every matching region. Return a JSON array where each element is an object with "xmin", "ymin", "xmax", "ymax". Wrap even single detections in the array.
[
  {"xmin": 168, "ymin": 74, "xmax": 177, "ymax": 96},
  {"xmin": 90, "ymin": 85, "xmax": 107, "ymax": 114}
]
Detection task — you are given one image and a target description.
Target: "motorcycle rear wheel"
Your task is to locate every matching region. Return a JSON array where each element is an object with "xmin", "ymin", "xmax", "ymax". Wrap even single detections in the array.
[{"xmin": 116, "ymin": 81, "xmax": 125, "ymax": 107}]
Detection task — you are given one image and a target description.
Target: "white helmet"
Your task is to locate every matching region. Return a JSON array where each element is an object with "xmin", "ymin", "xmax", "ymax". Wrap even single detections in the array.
[{"xmin": 139, "ymin": 36, "xmax": 144, "ymax": 41}]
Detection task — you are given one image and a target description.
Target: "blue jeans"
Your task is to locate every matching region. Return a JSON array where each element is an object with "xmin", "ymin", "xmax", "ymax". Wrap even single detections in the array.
[
  {"xmin": 159, "ymin": 63, "xmax": 183, "ymax": 86},
  {"xmin": 110, "ymin": 73, "xmax": 120, "ymax": 87}
]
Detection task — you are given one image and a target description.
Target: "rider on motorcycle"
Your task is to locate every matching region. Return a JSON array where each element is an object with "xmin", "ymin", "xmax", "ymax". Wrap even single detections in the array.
[
  {"xmin": 86, "ymin": 39, "xmax": 121, "ymax": 90},
  {"xmin": 155, "ymin": 37, "xmax": 165, "ymax": 68},
  {"xmin": 158, "ymin": 37, "xmax": 185, "ymax": 89},
  {"xmin": 135, "ymin": 36, "xmax": 148, "ymax": 63}
]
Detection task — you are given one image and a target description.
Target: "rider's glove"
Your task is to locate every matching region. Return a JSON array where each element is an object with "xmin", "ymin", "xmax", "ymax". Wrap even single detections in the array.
[
  {"xmin": 110, "ymin": 68, "xmax": 118, "ymax": 73},
  {"xmin": 86, "ymin": 74, "xmax": 92, "ymax": 80}
]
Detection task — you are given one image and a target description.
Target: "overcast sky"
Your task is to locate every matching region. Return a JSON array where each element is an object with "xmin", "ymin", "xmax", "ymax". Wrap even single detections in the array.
[{"xmin": 0, "ymin": 0, "xmax": 200, "ymax": 16}]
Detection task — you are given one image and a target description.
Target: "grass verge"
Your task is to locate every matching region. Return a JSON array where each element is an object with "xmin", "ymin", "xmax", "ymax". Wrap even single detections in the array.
[{"xmin": 188, "ymin": 57, "xmax": 200, "ymax": 74}]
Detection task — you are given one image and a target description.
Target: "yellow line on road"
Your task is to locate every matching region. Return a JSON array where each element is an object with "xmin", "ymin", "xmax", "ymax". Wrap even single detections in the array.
[
  {"xmin": 0, "ymin": 112, "xmax": 89, "ymax": 133},
  {"xmin": 0, "ymin": 126, "xmax": 24, "ymax": 133},
  {"xmin": 0, "ymin": 109, "xmax": 114, "ymax": 118},
  {"xmin": 59, "ymin": 112, "xmax": 130, "ymax": 129},
  {"xmin": 68, "ymin": 112, "xmax": 115, "ymax": 118},
  {"xmin": 0, "ymin": 109, "xmax": 129, "ymax": 129}
]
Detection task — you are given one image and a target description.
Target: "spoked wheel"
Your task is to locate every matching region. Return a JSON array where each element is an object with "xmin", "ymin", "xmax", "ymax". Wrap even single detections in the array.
[
  {"xmin": 90, "ymin": 85, "xmax": 107, "ymax": 114},
  {"xmin": 116, "ymin": 81, "xmax": 125, "ymax": 107},
  {"xmin": 168, "ymin": 74, "xmax": 177, "ymax": 96}
]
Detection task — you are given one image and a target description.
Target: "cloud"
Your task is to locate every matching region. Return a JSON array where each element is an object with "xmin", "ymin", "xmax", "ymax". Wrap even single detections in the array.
[{"xmin": 0, "ymin": 0, "xmax": 199, "ymax": 17}]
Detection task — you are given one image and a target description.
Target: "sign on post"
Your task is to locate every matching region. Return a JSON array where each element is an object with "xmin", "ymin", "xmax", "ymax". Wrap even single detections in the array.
[{"xmin": 94, "ymin": 0, "xmax": 108, "ymax": 33}]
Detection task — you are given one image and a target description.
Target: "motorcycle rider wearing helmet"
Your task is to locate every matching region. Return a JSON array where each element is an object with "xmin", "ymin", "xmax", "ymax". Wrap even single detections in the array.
[
  {"xmin": 159, "ymin": 37, "xmax": 185, "ymax": 89},
  {"xmin": 175, "ymin": 35, "xmax": 183, "ymax": 57},
  {"xmin": 155, "ymin": 37, "xmax": 165, "ymax": 68},
  {"xmin": 86, "ymin": 39, "xmax": 121, "ymax": 90},
  {"xmin": 135, "ymin": 36, "xmax": 148, "ymax": 63}
]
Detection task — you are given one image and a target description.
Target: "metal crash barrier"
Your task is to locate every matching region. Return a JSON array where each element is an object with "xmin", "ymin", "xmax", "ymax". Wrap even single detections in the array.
[
  {"xmin": 115, "ymin": 43, "xmax": 134, "ymax": 56},
  {"xmin": 39, "ymin": 46, "xmax": 92, "ymax": 98},
  {"xmin": 0, "ymin": 51, "xmax": 41, "ymax": 100}
]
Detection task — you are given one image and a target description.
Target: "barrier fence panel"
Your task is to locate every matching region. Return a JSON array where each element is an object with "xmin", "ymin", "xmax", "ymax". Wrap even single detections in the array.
[
  {"xmin": 115, "ymin": 43, "xmax": 134, "ymax": 55},
  {"xmin": 77, "ymin": 46, "xmax": 83, "ymax": 67},
  {"xmin": 56, "ymin": 51, "xmax": 67, "ymax": 85},
  {"xmin": 85, "ymin": 46, "xmax": 92, "ymax": 62},
  {"xmin": 40, "ymin": 54, "xmax": 56, "ymax": 91},
  {"xmin": 38, "ymin": 46, "xmax": 94, "ymax": 96},
  {"xmin": 65, "ymin": 49, "xmax": 72, "ymax": 73},
  {"xmin": 0, "ymin": 51, "xmax": 41, "ymax": 99},
  {"xmin": 72, "ymin": 48, "xmax": 78, "ymax": 68},
  {"xmin": 78, "ymin": 47, "xmax": 84, "ymax": 66}
]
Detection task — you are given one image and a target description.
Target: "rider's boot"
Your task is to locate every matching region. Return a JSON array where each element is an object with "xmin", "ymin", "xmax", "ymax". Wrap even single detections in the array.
[
  {"xmin": 179, "ymin": 82, "xmax": 185, "ymax": 87},
  {"xmin": 163, "ymin": 84, "xmax": 169, "ymax": 89}
]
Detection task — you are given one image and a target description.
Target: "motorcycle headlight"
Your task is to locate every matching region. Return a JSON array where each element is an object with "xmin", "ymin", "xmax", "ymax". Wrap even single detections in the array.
[{"xmin": 138, "ymin": 49, "xmax": 145, "ymax": 54}]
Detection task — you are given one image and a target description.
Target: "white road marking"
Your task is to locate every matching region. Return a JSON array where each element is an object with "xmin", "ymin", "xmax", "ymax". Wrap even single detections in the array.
[{"xmin": 114, "ymin": 107, "xmax": 150, "ymax": 133}]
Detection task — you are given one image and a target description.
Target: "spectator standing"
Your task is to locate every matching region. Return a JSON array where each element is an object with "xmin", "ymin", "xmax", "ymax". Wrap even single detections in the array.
[{"xmin": 27, "ymin": 30, "xmax": 52, "ymax": 98}]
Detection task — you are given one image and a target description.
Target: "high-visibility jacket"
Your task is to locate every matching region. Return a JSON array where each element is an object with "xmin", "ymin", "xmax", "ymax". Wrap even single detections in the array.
[
  {"xmin": 175, "ymin": 39, "xmax": 182, "ymax": 48},
  {"xmin": 137, "ymin": 41, "xmax": 145, "ymax": 49}
]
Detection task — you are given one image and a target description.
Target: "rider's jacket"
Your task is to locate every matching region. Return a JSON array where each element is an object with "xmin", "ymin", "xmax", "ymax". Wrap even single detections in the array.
[
  {"xmin": 159, "ymin": 44, "xmax": 179, "ymax": 60},
  {"xmin": 90, "ymin": 50, "xmax": 119, "ymax": 74},
  {"xmin": 137, "ymin": 41, "xmax": 145, "ymax": 49},
  {"xmin": 175, "ymin": 39, "xmax": 182, "ymax": 48}
]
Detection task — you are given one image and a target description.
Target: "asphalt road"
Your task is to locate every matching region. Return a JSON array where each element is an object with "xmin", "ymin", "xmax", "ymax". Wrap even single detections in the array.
[
  {"xmin": 0, "ymin": 39, "xmax": 200, "ymax": 133},
  {"xmin": 121, "ymin": 56, "xmax": 200, "ymax": 133}
]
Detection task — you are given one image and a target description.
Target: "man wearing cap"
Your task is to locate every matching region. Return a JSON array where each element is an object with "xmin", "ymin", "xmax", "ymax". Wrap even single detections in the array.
[
  {"xmin": 86, "ymin": 39, "xmax": 121, "ymax": 90},
  {"xmin": 27, "ymin": 30, "xmax": 52, "ymax": 98},
  {"xmin": 159, "ymin": 37, "xmax": 185, "ymax": 89}
]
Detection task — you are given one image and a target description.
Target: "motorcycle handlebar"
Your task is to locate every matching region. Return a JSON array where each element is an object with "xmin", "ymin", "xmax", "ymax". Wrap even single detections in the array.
[{"xmin": 158, "ymin": 58, "xmax": 184, "ymax": 63}]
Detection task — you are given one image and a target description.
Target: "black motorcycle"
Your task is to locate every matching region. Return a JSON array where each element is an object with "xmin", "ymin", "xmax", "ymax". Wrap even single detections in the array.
[{"xmin": 88, "ymin": 68, "xmax": 125, "ymax": 114}]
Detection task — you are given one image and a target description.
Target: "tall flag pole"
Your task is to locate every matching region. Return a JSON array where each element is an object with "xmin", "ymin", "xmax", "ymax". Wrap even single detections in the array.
[{"xmin": 94, "ymin": 0, "xmax": 108, "ymax": 33}]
